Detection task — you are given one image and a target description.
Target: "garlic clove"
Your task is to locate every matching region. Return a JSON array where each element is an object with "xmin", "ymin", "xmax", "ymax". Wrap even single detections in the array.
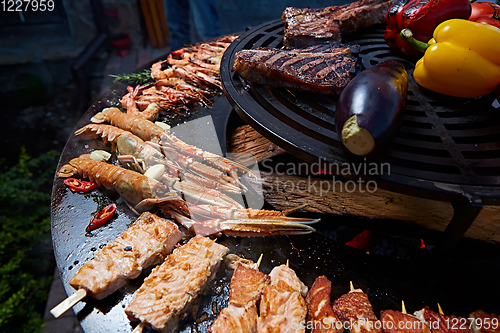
[
  {"xmin": 144, "ymin": 164, "xmax": 165, "ymax": 180},
  {"xmin": 90, "ymin": 150, "xmax": 112, "ymax": 162},
  {"xmin": 155, "ymin": 121, "xmax": 171, "ymax": 131}
]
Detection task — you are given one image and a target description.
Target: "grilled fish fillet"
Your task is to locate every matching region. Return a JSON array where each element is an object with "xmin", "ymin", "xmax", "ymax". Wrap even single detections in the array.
[
  {"xmin": 210, "ymin": 263, "xmax": 270, "ymax": 333},
  {"xmin": 125, "ymin": 235, "xmax": 229, "ymax": 333},
  {"xmin": 69, "ymin": 212, "xmax": 181, "ymax": 300},
  {"xmin": 232, "ymin": 42, "xmax": 359, "ymax": 95},
  {"xmin": 258, "ymin": 264, "xmax": 308, "ymax": 333},
  {"xmin": 306, "ymin": 276, "xmax": 343, "ymax": 333}
]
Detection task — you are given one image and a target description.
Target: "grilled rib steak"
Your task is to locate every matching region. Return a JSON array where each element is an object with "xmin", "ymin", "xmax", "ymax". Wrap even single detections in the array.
[
  {"xmin": 282, "ymin": 0, "xmax": 394, "ymax": 48},
  {"xmin": 232, "ymin": 42, "xmax": 359, "ymax": 95}
]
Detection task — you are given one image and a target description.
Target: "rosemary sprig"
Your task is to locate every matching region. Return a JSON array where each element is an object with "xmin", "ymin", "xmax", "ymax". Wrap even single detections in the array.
[{"xmin": 109, "ymin": 69, "xmax": 153, "ymax": 85}]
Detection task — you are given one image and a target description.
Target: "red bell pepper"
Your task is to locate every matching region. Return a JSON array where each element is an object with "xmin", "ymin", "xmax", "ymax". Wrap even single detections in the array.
[
  {"xmin": 469, "ymin": 2, "xmax": 500, "ymax": 29},
  {"xmin": 64, "ymin": 178, "xmax": 99, "ymax": 192},
  {"xmin": 384, "ymin": 0, "xmax": 471, "ymax": 56},
  {"xmin": 86, "ymin": 204, "xmax": 116, "ymax": 232}
]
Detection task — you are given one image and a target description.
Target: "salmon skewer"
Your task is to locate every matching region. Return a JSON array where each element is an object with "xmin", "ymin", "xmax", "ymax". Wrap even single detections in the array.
[
  {"xmin": 125, "ymin": 235, "xmax": 229, "ymax": 333},
  {"xmin": 257, "ymin": 264, "xmax": 309, "ymax": 333},
  {"xmin": 50, "ymin": 212, "xmax": 182, "ymax": 318},
  {"xmin": 210, "ymin": 260, "xmax": 270, "ymax": 333}
]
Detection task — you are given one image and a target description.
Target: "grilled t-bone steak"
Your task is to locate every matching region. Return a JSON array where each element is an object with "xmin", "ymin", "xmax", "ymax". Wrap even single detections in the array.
[
  {"xmin": 232, "ymin": 42, "xmax": 360, "ymax": 95},
  {"xmin": 282, "ymin": 0, "xmax": 394, "ymax": 48}
]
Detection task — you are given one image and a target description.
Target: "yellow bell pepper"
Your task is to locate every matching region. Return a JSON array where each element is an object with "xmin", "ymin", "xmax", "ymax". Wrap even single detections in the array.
[{"xmin": 400, "ymin": 19, "xmax": 500, "ymax": 98}]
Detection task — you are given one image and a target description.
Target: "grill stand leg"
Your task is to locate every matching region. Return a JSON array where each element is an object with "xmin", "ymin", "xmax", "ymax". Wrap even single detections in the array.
[{"xmin": 436, "ymin": 195, "xmax": 483, "ymax": 256}]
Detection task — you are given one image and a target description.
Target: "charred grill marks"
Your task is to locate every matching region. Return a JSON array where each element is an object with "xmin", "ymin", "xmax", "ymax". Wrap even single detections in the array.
[{"xmin": 232, "ymin": 42, "xmax": 359, "ymax": 95}]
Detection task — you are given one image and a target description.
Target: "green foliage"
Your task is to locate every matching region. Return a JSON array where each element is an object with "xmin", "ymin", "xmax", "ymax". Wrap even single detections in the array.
[{"xmin": 0, "ymin": 148, "xmax": 60, "ymax": 333}]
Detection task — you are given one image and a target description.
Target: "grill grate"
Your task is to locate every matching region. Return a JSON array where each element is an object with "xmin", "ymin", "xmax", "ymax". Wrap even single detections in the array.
[{"xmin": 221, "ymin": 20, "xmax": 500, "ymax": 203}]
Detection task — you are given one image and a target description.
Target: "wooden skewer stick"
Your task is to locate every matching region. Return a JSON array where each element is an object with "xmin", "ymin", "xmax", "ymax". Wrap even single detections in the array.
[
  {"xmin": 286, "ymin": 259, "xmax": 290, "ymax": 267},
  {"xmin": 255, "ymin": 253, "xmax": 263, "ymax": 269},
  {"xmin": 50, "ymin": 289, "xmax": 87, "ymax": 318},
  {"xmin": 350, "ymin": 281, "xmax": 355, "ymax": 292},
  {"xmin": 132, "ymin": 322, "xmax": 145, "ymax": 333},
  {"xmin": 401, "ymin": 300, "xmax": 407, "ymax": 314},
  {"xmin": 437, "ymin": 303, "xmax": 444, "ymax": 315}
]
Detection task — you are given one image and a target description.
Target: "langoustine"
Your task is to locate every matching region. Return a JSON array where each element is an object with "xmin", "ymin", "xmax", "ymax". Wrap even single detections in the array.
[
  {"xmin": 56, "ymin": 154, "xmax": 187, "ymax": 214},
  {"xmin": 91, "ymin": 107, "xmax": 257, "ymax": 189},
  {"xmin": 74, "ymin": 124, "xmax": 245, "ymax": 208}
]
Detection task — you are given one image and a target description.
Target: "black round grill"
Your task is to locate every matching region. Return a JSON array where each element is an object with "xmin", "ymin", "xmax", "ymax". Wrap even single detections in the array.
[{"xmin": 221, "ymin": 19, "xmax": 500, "ymax": 203}]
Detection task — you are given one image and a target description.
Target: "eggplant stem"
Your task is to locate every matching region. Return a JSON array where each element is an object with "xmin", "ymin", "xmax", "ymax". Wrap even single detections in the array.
[{"xmin": 400, "ymin": 29, "xmax": 430, "ymax": 53}]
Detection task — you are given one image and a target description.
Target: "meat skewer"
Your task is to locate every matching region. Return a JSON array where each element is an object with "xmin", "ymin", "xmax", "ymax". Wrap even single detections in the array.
[
  {"xmin": 306, "ymin": 275, "xmax": 344, "ymax": 333},
  {"xmin": 414, "ymin": 305, "xmax": 472, "ymax": 333},
  {"xmin": 50, "ymin": 212, "xmax": 182, "ymax": 318},
  {"xmin": 332, "ymin": 283, "xmax": 382, "ymax": 333},
  {"xmin": 209, "ymin": 256, "xmax": 270, "ymax": 333},
  {"xmin": 125, "ymin": 235, "xmax": 229, "ymax": 333},
  {"xmin": 469, "ymin": 310, "xmax": 500, "ymax": 333},
  {"xmin": 257, "ymin": 264, "xmax": 309, "ymax": 333},
  {"xmin": 381, "ymin": 302, "xmax": 431, "ymax": 333}
]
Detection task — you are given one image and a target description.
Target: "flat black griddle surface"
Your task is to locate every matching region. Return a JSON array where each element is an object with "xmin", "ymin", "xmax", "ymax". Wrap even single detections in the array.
[{"xmin": 51, "ymin": 31, "xmax": 500, "ymax": 333}]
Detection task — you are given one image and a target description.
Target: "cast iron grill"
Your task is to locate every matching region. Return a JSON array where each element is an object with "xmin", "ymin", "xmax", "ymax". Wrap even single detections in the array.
[{"xmin": 221, "ymin": 19, "xmax": 500, "ymax": 204}]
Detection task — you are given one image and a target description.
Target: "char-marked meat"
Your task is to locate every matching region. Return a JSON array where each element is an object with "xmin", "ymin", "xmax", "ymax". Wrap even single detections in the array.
[
  {"xmin": 232, "ymin": 42, "xmax": 360, "ymax": 95},
  {"xmin": 282, "ymin": 0, "xmax": 394, "ymax": 48}
]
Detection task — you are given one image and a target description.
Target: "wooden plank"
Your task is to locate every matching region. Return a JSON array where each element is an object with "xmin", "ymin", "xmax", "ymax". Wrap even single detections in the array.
[
  {"xmin": 228, "ymin": 124, "xmax": 285, "ymax": 164},
  {"xmin": 259, "ymin": 172, "xmax": 500, "ymax": 244},
  {"xmin": 146, "ymin": 0, "xmax": 165, "ymax": 48},
  {"xmin": 139, "ymin": 0, "xmax": 158, "ymax": 48},
  {"xmin": 155, "ymin": 0, "xmax": 170, "ymax": 43},
  {"xmin": 228, "ymin": 124, "xmax": 500, "ymax": 245}
]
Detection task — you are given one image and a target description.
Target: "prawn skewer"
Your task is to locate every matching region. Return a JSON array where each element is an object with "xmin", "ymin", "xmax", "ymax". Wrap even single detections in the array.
[{"xmin": 50, "ymin": 212, "xmax": 182, "ymax": 318}]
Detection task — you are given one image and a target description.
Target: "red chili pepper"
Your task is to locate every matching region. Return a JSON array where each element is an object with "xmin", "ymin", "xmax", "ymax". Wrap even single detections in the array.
[
  {"xmin": 345, "ymin": 230, "xmax": 374, "ymax": 250},
  {"xmin": 469, "ymin": 2, "xmax": 500, "ymax": 29},
  {"xmin": 384, "ymin": 0, "xmax": 471, "ymax": 56},
  {"xmin": 64, "ymin": 178, "xmax": 99, "ymax": 192},
  {"xmin": 86, "ymin": 204, "xmax": 117, "ymax": 232}
]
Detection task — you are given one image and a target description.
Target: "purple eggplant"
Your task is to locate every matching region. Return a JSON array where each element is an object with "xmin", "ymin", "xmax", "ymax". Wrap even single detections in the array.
[{"xmin": 335, "ymin": 59, "xmax": 408, "ymax": 156}]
